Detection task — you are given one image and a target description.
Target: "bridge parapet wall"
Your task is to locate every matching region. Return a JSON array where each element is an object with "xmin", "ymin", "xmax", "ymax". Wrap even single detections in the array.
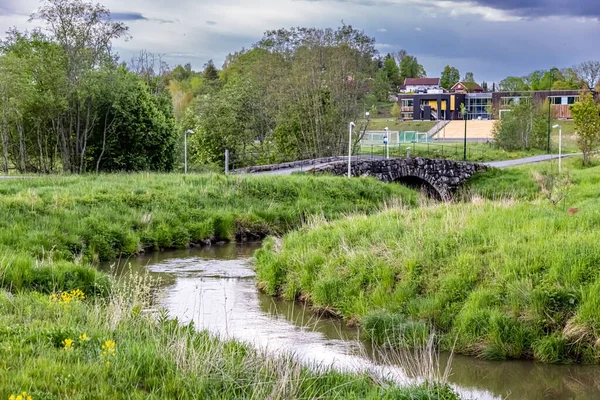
[{"xmin": 312, "ymin": 158, "xmax": 488, "ymax": 200}]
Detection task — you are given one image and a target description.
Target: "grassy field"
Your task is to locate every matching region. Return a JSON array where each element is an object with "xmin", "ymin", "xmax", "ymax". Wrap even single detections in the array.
[
  {"xmin": 0, "ymin": 174, "xmax": 461, "ymax": 399},
  {"xmin": 367, "ymin": 118, "xmax": 436, "ymax": 133},
  {"xmin": 256, "ymin": 156, "xmax": 600, "ymax": 364}
]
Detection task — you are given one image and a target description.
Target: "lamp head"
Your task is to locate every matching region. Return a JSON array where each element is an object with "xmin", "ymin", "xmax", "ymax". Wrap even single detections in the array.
[
  {"xmin": 365, "ymin": 112, "xmax": 370, "ymax": 117},
  {"xmin": 186, "ymin": 129, "xmax": 195, "ymax": 134},
  {"xmin": 384, "ymin": 127, "xmax": 389, "ymax": 131},
  {"xmin": 350, "ymin": 121, "xmax": 356, "ymax": 127},
  {"xmin": 552, "ymin": 124, "xmax": 560, "ymax": 129}
]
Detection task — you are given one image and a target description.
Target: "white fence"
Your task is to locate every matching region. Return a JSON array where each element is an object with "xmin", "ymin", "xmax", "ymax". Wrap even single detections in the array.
[{"xmin": 361, "ymin": 131, "xmax": 430, "ymax": 145}]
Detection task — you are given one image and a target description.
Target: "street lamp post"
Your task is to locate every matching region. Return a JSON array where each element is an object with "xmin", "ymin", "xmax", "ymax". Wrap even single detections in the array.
[
  {"xmin": 553, "ymin": 124, "xmax": 562, "ymax": 173},
  {"xmin": 348, "ymin": 122, "xmax": 356, "ymax": 178},
  {"xmin": 348, "ymin": 111, "xmax": 370, "ymax": 178},
  {"xmin": 384, "ymin": 127, "xmax": 390, "ymax": 159},
  {"xmin": 184, "ymin": 129, "xmax": 194, "ymax": 174},
  {"xmin": 547, "ymin": 68, "xmax": 558, "ymax": 153}
]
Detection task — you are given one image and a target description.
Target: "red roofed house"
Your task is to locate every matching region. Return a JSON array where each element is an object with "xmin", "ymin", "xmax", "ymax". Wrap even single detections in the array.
[
  {"xmin": 451, "ymin": 81, "xmax": 484, "ymax": 94},
  {"xmin": 400, "ymin": 78, "xmax": 441, "ymax": 93}
]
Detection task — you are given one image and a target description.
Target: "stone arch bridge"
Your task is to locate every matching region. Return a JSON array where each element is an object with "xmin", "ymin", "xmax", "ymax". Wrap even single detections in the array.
[{"xmin": 311, "ymin": 158, "xmax": 488, "ymax": 200}]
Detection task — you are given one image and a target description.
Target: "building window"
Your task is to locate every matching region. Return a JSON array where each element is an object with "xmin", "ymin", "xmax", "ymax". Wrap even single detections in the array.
[
  {"xmin": 501, "ymin": 96, "xmax": 531, "ymax": 106},
  {"xmin": 567, "ymin": 96, "xmax": 579, "ymax": 105},
  {"xmin": 549, "ymin": 97, "xmax": 562, "ymax": 105}
]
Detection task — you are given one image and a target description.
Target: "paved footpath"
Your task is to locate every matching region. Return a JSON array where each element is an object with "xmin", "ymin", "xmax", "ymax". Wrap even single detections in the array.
[{"xmin": 483, "ymin": 153, "xmax": 580, "ymax": 168}]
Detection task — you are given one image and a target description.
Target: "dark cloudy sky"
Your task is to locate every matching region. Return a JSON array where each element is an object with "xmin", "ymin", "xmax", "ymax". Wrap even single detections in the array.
[{"xmin": 2, "ymin": 0, "xmax": 599, "ymax": 82}]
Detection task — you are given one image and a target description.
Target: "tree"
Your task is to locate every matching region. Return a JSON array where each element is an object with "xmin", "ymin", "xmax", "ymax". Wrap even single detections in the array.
[
  {"xmin": 0, "ymin": 1, "xmax": 177, "ymax": 174},
  {"xmin": 391, "ymin": 102, "xmax": 401, "ymax": 119},
  {"xmin": 577, "ymin": 61, "xmax": 600, "ymax": 90},
  {"xmin": 499, "ymin": 76, "xmax": 529, "ymax": 92},
  {"xmin": 373, "ymin": 68, "xmax": 392, "ymax": 102},
  {"xmin": 399, "ymin": 54, "xmax": 426, "ymax": 83},
  {"xmin": 253, "ymin": 25, "xmax": 379, "ymax": 160},
  {"xmin": 440, "ymin": 66, "xmax": 460, "ymax": 90},
  {"xmin": 30, "ymin": 0, "xmax": 130, "ymax": 172},
  {"xmin": 492, "ymin": 98, "xmax": 549, "ymax": 151},
  {"xmin": 382, "ymin": 54, "xmax": 401, "ymax": 86},
  {"xmin": 570, "ymin": 92, "xmax": 600, "ymax": 166},
  {"xmin": 481, "ymin": 81, "xmax": 489, "ymax": 92},
  {"xmin": 203, "ymin": 60, "xmax": 219, "ymax": 81},
  {"xmin": 463, "ymin": 72, "xmax": 475, "ymax": 83}
]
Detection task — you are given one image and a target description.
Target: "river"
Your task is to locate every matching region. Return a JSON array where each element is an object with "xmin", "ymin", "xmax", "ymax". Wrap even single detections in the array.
[{"xmin": 103, "ymin": 244, "xmax": 600, "ymax": 400}]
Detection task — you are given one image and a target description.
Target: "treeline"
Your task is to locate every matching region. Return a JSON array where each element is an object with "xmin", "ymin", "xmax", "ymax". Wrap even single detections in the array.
[
  {"xmin": 0, "ymin": 0, "xmax": 177, "ymax": 174},
  {"xmin": 170, "ymin": 29, "xmax": 427, "ymax": 168},
  {"xmin": 499, "ymin": 62, "xmax": 600, "ymax": 92}
]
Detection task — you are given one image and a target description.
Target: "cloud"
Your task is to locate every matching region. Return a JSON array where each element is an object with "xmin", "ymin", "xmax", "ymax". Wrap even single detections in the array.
[
  {"xmin": 112, "ymin": 12, "xmax": 148, "ymax": 21},
  {"xmin": 206, "ymin": 20, "xmax": 218, "ymax": 25},
  {"xmin": 415, "ymin": 27, "xmax": 422, "ymax": 31},
  {"xmin": 377, "ymin": 28, "xmax": 387, "ymax": 32},
  {"xmin": 455, "ymin": 0, "xmax": 600, "ymax": 19},
  {"xmin": 112, "ymin": 11, "xmax": 175, "ymax": 24}
]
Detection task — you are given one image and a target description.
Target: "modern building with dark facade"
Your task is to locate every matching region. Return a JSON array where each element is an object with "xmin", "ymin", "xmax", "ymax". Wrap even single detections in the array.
[{"xmin": 397, "ymin": 88, "xmax": 584, "ymax": 121}]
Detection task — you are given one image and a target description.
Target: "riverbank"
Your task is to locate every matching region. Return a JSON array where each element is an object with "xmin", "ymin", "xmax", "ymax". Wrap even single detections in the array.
[
  {"xmin": 0, "ymin": 173, "xmax": 415, "ymax": 292},
  {"xmin": 1, "ymin": 174, "xmax": 459, "ymax": 398},
  {"xmin": 256, "ymin": 158, "xmax": 600, "ymax": 364}
]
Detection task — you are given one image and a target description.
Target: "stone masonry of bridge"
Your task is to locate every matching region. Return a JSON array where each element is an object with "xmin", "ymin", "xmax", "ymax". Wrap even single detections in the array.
[{"xmin": 311, "ymin": 158, "xmax": 488, "ymax": 200}]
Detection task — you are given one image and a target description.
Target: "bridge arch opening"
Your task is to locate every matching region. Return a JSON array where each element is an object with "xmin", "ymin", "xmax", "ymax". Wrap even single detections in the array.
[{"xmin": 394, "ymin": 176, "xmax": 445, "ymax": 200}]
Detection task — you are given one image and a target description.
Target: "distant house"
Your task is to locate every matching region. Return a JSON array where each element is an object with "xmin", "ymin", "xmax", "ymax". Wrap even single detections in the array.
[
  {"xmin": 401, "ymin": 78, "xmax": 441, "ymax": 93},
  {"xmin": 451, "ymin": 81, "xmax": 484, "ymax": 94}
]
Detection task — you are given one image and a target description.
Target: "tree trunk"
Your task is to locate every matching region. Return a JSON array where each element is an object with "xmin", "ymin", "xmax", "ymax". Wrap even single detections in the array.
[
  {"xmin": 96, "ymin": 108, "xmax": 115, "ymax": 174},
  {"xmin": 80, "ymin": 98, "xmax": 92, "ymax": 173},
  {"xmin": 17, "ymin": 120, "xmax": 26, "ymax": 173},
  {"xmin": 58, "ymin": 115, "xmax": 71, "ymax": 172},
  {"xmin": 1, "ymin": 116, "xmax": 9, "ymax": 174}
]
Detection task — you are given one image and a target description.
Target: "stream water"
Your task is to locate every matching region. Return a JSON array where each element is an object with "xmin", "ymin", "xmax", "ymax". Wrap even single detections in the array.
[{"xmin": 104, "ymin": 244, "xmax": 600, "ymax": 400}]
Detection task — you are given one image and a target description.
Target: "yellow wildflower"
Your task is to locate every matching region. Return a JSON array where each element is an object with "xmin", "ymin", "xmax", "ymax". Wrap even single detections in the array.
[
  {"xmin": 100, "ymin": 340, "xmax": 116, "ymax": 363},
  {"xmin": 62, "ymin": 338, "xmax": 74, "ymax": 351},
  {"xmin": 50, "ymin": 289, "xmax": 86, "ymax": 305},
  {"xmin": 79, "ymin": 333, "xmax": 89, "ymax": 342}
]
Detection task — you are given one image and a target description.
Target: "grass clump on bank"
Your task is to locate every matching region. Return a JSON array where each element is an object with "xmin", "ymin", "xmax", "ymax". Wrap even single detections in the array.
[{"xmin": 256, "ymin": 159, "xmax": 600, "ymax": 364}]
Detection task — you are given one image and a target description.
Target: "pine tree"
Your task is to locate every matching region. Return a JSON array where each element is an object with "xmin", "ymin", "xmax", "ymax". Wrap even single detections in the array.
[{"xmin": 391, "ymin": 102, "xmax": 401, "ymax": 119}]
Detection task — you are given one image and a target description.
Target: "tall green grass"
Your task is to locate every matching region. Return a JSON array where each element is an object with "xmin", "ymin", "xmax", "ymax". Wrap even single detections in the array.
[
  {"xmin": 256, "ymin": 159, "xmax": 600, "ymax": 363},
  {"xmin": 0, "ymin": 173, "xmax": 415, "ymax": 293}
]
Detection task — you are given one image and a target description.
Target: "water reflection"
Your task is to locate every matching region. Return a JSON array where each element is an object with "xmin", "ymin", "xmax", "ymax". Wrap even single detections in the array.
[{"xmin": 103, "ymin": 245, "xmax": 600, "ymax": 400}]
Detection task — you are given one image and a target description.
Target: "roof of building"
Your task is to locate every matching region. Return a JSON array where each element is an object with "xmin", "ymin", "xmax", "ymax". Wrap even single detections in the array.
[
  {"xmin": 452, "ymin": 81, "xmax": 483, "ymax": 92},
  {"xmin": 404, "ymin": 78, "xmax": 440, "ymax": 86}
]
